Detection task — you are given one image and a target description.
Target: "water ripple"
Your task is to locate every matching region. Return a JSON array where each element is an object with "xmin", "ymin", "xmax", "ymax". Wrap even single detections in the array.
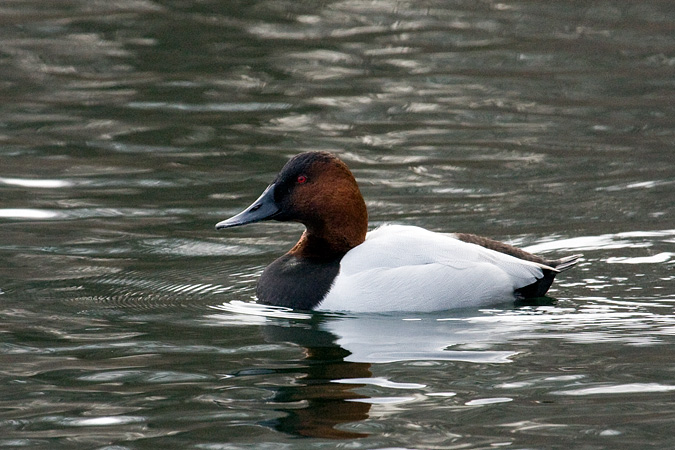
[
  {"xmin": 523, "ymin": 229, "xmax": 675, "ymax": 253},
  {"xmin": 126, "ymin": 101, "xmax": 294, "ymax": 112},
  {"xmin": 552, "ymin": 383, "xmax": 675, "ymax": 396},
  {"xmin": 0, "ymin": 177, "xmax": 74, "ymax": 189},
  {"xmin": 208, "ymin": 301, "xmax": 312, "ymax": 321}
]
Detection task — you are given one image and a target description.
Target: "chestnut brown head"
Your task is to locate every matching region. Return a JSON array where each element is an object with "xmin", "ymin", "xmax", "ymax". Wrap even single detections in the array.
[{"xmin": 216, "ymin": 152, "xmax": 368, "ymax": 253}]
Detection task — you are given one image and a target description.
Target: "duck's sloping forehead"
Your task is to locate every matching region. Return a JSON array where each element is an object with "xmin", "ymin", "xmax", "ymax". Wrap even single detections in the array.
[{"xmin": 277, "ymin": 151, "xmax": 339, "ymax": 179}]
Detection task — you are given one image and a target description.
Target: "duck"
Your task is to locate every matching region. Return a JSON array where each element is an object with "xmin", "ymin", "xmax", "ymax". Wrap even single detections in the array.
[{"xmin": 216, "ymin": 151, "xmax": 581, "ymax": 312}]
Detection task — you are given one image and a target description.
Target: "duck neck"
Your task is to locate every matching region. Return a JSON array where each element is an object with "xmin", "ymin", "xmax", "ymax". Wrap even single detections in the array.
[{"xmin": 290, "ymin": 209, "xmax": 367, "ymax": 259}]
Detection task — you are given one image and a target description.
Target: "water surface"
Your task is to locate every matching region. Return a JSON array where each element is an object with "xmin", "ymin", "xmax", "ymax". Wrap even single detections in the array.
[{"xmin": 1, "ymin": 1, "xmax": 674, "ymax": 448}]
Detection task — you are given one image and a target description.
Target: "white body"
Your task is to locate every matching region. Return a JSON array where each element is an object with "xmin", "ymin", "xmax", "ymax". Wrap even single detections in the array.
[{"xmin": 317, "ymin": 225, "xmax": 549, "ymax": 312}]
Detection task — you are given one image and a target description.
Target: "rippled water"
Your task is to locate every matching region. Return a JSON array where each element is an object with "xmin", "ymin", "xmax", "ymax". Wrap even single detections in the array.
[{"xmin": 1, "ymin": 1, "xmax": 674, "ymax": 448}]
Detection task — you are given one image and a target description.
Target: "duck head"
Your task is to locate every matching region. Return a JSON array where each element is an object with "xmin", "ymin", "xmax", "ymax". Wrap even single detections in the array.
[{"xmin": 216, "ymin": 152, "xmax": 368, "ymax": 256}]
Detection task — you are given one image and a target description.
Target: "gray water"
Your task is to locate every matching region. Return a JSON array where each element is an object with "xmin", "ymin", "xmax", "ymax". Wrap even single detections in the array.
[{"xmin": 1, "ymin": 1, "xmax": 674, "ymax": 448}]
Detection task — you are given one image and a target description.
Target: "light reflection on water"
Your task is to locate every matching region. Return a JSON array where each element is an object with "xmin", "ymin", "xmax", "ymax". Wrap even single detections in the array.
[{"xmin": 0, "ymin": 0, "xmax": 674, "ymax": 448}]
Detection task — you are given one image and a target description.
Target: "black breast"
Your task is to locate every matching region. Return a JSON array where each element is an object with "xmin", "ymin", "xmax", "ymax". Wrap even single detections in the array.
[{"xmin": 256, "ymin": 254, "xmax": 341, "ymax": 310}]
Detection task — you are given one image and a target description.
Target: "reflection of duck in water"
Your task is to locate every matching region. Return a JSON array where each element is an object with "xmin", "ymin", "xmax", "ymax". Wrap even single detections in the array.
[
  {"xmin": 256, "ymin": 320, "xmax": 372, "ymax": 439},
  {"xmin": 216, "ymin": 151, "xmax": 581, "ymax": 312},
  {"xmin": 212, "ymin": 305, "xmax": 520, "ymax": 439}
]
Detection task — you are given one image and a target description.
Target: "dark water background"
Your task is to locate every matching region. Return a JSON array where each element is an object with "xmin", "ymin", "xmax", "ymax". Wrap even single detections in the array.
[{"xmin": 1, "ymin": 1, "xmax": 674, "ymax": 448}]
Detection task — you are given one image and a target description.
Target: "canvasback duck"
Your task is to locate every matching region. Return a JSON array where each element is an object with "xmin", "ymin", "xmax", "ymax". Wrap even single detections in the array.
[{"xmin": 216, "ymin": 151, "xmax": 581, "ymax": 312}]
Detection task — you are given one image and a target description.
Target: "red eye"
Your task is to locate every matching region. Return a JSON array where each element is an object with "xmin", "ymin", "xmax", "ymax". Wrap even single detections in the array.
[{"xmin": 296, "ymin": 175, "xmax": 307, "ymax": 184}]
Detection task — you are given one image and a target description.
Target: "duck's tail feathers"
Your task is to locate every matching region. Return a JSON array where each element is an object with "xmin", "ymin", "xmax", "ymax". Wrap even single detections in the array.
[
  {"xmin": 549, "ymin": 254, "xmax": 583, "ymax": 273},
  {"xmin": 515, "ymin": 254, "xmax": 583, "ymax": 299}
]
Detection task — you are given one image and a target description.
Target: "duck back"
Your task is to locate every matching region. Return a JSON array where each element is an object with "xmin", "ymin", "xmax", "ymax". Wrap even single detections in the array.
[{"xmin": 317, "ymin": 225, "xmax": 549, "ymax": 312}]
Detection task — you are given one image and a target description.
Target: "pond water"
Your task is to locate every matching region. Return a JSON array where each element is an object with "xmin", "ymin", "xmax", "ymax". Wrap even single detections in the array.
[{"xmin": 1, "ymin": 1, "xmax": 674, "ymax": 448}]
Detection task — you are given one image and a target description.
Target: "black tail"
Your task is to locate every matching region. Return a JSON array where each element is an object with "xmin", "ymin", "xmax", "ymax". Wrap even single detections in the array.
[{"xmin": 515, "ymin": 254, "xmax": 583, "ymax": 298}]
